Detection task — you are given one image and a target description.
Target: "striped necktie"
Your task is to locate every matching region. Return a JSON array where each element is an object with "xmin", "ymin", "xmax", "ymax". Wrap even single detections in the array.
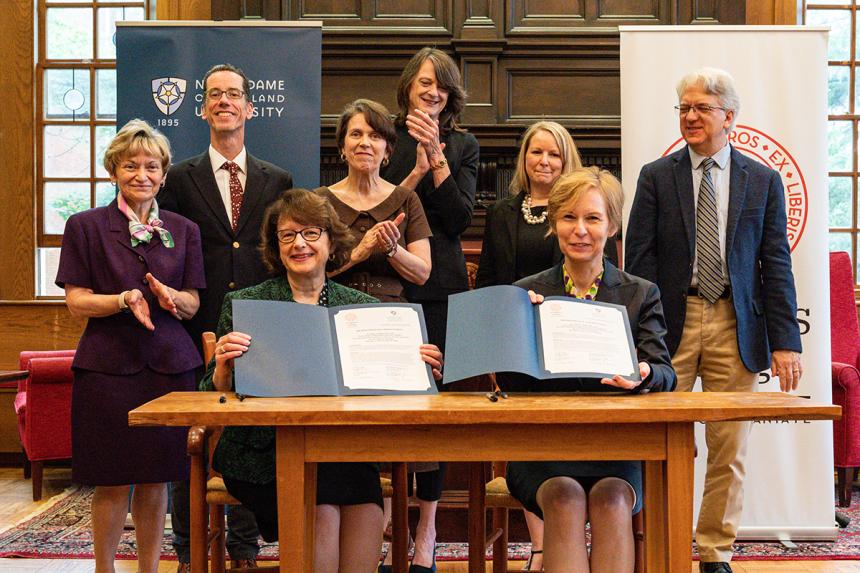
[{"xmin": 695, "ymin": 157, "xmax": 724, "ymax": 303}]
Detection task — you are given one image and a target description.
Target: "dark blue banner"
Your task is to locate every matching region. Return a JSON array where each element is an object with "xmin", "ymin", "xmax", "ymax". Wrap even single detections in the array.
[{"xmin": 116, "ymin": 22, "xmax": 320, "ymax": 187}]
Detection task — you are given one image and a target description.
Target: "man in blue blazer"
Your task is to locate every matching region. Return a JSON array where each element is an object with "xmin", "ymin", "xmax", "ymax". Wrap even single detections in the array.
[
  {"xmin": 159, "ymin": 63, "xmax": 293, "ymax": 573},
  {"xmin": 625, "ymin": 68, "xmax": 803, "ymax": 573}
]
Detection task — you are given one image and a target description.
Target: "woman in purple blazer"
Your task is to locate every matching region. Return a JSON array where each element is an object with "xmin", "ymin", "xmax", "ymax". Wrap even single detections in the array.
[{"xmin": 56, "ymin": 119, "xmax": 205, "ymax": 573}]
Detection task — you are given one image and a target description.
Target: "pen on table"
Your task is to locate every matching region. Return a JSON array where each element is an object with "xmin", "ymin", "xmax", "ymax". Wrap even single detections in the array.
[{"xmin": 486, "ymin": 377, "xmax": 508, "ymax": 402}]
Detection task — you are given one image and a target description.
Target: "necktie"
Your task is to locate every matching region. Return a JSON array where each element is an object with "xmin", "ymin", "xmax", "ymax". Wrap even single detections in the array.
[
  {"xmin": 696, "ymin": 157, "xmax": 724, "ymax": 303},
  {"xmin": 222, "ymin": 161, "xmax": 243, "ymax": 232}
]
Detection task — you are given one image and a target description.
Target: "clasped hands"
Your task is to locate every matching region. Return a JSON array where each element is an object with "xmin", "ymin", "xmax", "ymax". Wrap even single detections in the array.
[
  {"xmin": 354, "ymin": 212, "xmax": 406, "ymax": 261},
  {"xmin": 526, "ymin": 290, "xmax": 649, "ymax": 390},
  {"xmin": 406, "ymin": 109, "xmax": 446, "ymax": 174},
  {"xmin": 124, "ymin": 272, "xmax": 181, "ymax": 331}
]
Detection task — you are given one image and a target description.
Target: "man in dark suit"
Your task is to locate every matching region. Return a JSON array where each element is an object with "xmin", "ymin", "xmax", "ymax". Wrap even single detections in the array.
[
  {"xmin": 625, "ymin": 68, "xmax": 803, "ymax": 573},
  {"xmin": 159, "ymin": 63, "xmax": 293, "ymax": 573}
]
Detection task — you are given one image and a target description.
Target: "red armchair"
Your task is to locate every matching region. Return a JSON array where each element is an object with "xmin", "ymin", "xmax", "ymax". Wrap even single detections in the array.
[
  {"xmin": 15, "ymin": 350, "xmax": 75, "ymax": 501},
  {"xmin": 830, "ymin": 251, "xmax": 860, "ymax": 507}
]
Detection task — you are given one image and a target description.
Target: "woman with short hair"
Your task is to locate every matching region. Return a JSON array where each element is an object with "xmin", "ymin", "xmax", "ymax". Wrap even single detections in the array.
[
  {"xmin": 504, "ymin": 167, "xmax": 676, "ymax": 572},
  {"xmin": 57, "ymin": 119, "xmax": 205, "ymax": 573}
]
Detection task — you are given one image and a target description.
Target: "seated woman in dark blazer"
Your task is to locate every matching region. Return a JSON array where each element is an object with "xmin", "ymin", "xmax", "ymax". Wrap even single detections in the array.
[{"xmin": 502, "ymin": 167, "xmax": 676, "ymax": 573}]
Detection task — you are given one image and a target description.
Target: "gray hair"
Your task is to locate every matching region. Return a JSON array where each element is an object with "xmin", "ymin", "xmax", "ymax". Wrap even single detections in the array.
[{"xmin": 676, "ymin": 67, "xmax": 740, "ymax": 131}]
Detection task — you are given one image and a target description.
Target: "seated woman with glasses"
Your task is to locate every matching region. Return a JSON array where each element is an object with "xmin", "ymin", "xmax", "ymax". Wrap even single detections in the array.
[{"xmin": 201, "ymin": 189, "xmax": 443, "ymax": 573}]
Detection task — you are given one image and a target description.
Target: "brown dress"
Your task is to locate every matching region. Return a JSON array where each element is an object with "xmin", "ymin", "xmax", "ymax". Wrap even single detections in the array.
[{"xmin": 316, "ymin": 185, "xmax": 432, "ymax": 302}]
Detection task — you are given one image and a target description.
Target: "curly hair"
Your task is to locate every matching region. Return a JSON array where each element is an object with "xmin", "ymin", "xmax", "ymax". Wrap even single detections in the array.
[{"xmin": 259, "ymin": 189, "xmax": 357, "ymax": 275}]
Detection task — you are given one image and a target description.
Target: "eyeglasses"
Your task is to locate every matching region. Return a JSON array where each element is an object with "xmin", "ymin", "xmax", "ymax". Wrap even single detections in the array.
[
  {"xmin": 276, "ymin": 226, "xmax": 326, "ymax": 244},
  {"xmin": 205, "ymin": 88, "xmax": 245, "ymax": 100},
  {"xmin": 674, "ymin": 104, "xmax": 727, "ymax": 116}
]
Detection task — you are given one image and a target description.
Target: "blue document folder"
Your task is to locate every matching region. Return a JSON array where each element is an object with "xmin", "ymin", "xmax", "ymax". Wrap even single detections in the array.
[
  {"xmin": 442, "ymin": 285, "xmax": 639, "ymax": 386},
  {"xmin": 232, "ymin": 300, "xmax": 436, "ymax": 397}
]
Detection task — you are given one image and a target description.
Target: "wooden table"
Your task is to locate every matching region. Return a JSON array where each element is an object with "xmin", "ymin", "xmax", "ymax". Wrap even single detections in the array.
[
  {"xmin": 0, "ymin": 369, "xmax": 27, "ymax": 387},
  {"xmin": 129, "ymin": 391, "xmax": 839, "ymax": 573}
]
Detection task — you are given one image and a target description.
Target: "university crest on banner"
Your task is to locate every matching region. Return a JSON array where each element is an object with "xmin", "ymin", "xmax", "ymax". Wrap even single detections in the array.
[{"xmin": 151, "ymin": 77, "xmax": 186, "ymax": 116}]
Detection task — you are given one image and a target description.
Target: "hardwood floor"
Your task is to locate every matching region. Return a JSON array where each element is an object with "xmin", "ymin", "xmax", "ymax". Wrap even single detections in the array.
[{"xmin": 0, "ymin": 467, "xmax": 857, "ymax": 572}]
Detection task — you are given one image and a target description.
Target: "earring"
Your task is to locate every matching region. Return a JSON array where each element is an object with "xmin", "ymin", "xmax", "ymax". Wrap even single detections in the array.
[
  {"xmin": 340, "ymin": 152, "xmax": 346, "ymax": 162},
  {"xmin": 382, "ymin": 157, "xmax": 390, "ymax": 166},
  {"xmin": 329, "ymin": 253, "xmax": 336, "ymax": 261}
]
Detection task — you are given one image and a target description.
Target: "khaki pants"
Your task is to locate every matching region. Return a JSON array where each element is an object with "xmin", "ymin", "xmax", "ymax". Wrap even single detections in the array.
[{"xmin": 672, "ymin": 296, "xmax": 757, "ymax": 563}]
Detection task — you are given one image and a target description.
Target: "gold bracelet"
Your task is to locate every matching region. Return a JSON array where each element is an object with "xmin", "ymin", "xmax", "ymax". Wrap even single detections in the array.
[{"xmin": 430, "ymin": 158, "xmax": 448, "ymax": 171}]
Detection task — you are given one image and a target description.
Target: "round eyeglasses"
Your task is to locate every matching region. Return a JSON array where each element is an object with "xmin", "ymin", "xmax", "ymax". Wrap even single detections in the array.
[{"xmin": 276, "ymin": 226, "xmax": 326, "ymax": 244}]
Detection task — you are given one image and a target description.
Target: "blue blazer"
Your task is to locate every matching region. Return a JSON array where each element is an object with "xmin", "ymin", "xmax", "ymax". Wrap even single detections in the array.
[{"xmin": 624, "ymin": 145, "xmax": 802, "ymax": 373}]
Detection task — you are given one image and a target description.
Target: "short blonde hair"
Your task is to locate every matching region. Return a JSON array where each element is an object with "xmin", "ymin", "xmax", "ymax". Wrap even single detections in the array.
[
  {"xmin": 511, "ymin": 121, "xmax": 582, "ymax": 196},
  {"xmin": 547, "ymin": 167, "xmax": 623, "ymax": 235},
  {"xmin": 103, "ymin": 119, "xmax": 171, "ymax": 176}
]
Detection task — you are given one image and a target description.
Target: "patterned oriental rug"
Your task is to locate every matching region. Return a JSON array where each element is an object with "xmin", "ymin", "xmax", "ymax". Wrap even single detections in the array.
[{"xmin": 0, "ymin": 486, "xmax": 858, "ymax": 561}]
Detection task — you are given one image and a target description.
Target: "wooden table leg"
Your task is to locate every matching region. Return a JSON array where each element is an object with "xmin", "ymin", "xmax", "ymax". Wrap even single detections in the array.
[
  {"xmin": 277, "ymin": 427, "xmax": 316, "ymax": 573},
  {"xmin": 189, "ymin": 430, "xmax": 209, "ymax": 573},
  {"xmin": 392, "ymin": 462, "xmax": 409, "ymax": 573},
  {"xmin": 665, "ymin": 423, "xmax": 695, "ymax": 573},
  {"xmin": 643, "ymin": 459, "xmax": 666, "ymax": 573},
  {"xmin": 468, "ymin": 462, "xmax": 486, "ymax": 573}
]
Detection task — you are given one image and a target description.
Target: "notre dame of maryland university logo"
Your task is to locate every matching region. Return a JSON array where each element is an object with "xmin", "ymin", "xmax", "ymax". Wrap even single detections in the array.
[
  {"xmin": 151, "ymin": 77, "xmax": 187, "ymax": 116},
  {"xmin": 663, "ymin": 125, "xmax": 809, "ymax": 252}
]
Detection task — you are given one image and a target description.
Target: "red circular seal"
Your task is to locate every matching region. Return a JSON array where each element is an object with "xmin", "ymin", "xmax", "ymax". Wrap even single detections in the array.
[{"xmin": 662, "ymin": 125, "xmax": 808, "ymax": 252}]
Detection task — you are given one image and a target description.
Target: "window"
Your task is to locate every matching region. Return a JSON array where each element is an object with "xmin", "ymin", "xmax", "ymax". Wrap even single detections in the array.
[
  {"xmin": 36, "ymin": 0, "xmax": 151, "ymax": 296},
  {"xmin": 806, "ymin": 2, "xmax": 860, "ymax": 280}
]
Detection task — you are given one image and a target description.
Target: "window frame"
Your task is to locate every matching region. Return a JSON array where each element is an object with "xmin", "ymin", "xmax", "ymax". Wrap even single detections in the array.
[
  {"xmin": 35, "ymin": 0, "xmax": 151, "ymax": 297},
  {"xmin": 806, "ymin": 1, "xmax": 860, "ymax": 282}
]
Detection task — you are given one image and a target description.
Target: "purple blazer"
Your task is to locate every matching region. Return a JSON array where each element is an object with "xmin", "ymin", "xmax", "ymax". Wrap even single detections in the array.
[{"xmin": 56, "ymin": 200, "xmax": 206, "ymax": 375}]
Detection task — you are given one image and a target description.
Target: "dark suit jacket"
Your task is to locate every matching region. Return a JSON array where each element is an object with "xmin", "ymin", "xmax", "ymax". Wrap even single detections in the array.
[
  {"xmin": 382, "ymin": 124, "xmax": 479, "ymax": 300},
  {"xmin": 497, "ymin": 260, "xmax": 676, "ymax": 395},
  {"xmin": 624, "ymin": 145, "xmax": 802, "ymax": 373},
  {"xmin": 475, "ymin": 190, "xmax": 618, "ymax": 288},
  {"xmin": 56, "ymin": 201, "xmax": 206, "ymax": 375},
  {"xmin": 159, "ymin": 151, "xmax": 293, "ymax": 352}
]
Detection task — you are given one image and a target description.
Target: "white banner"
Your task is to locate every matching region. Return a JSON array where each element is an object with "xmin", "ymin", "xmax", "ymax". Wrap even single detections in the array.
[{"xmin": 620, "ymin": 26, "xmax": 834, "ymax": 540}]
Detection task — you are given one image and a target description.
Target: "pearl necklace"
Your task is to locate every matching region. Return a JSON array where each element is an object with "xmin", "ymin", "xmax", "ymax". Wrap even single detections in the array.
[{"xmin": 521, "ymin": 193, "xmax": 548, "ymax": 225}]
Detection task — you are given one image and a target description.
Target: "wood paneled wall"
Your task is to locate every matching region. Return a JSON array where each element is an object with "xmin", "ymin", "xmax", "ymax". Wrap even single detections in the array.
[{"xmin": 0, "ymin": 0, "xmax": 35, "ymax": 302}]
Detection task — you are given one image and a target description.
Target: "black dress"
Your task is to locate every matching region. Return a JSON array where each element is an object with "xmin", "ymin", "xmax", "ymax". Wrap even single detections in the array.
[{"xmin": 501, "ymin": 261, "xmax": 677, "ymax": 517}]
